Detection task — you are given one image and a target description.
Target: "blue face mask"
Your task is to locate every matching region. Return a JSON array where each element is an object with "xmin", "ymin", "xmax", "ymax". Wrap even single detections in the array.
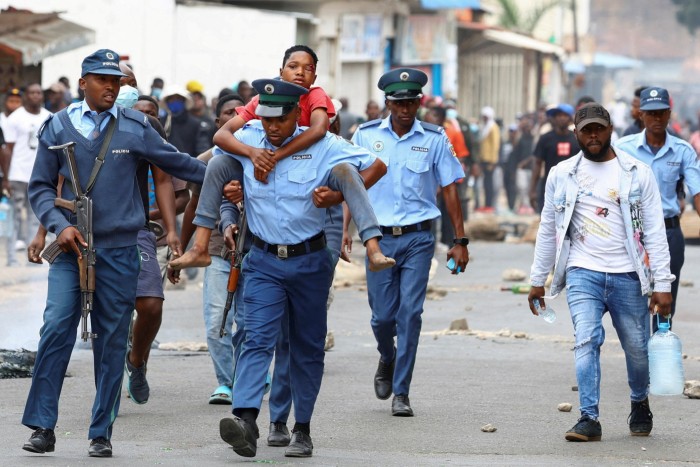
[
  {"xmin": 116, "ymin": 85, "xmax": 139, "ymax": 109},
  {"xmin": 151, "ymin": 88, "xmax": 162, "ymax": 99},
  {"xmin": 167, "ymin": 99, "xmax": 186, "ymax": 114},
  {"xmin": 446, "ymin": 108, "xmax": 458, "ymax": 120}
]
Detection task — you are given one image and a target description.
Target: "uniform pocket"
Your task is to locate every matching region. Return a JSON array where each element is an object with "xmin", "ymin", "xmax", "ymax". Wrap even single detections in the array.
[
  {"xmin": 405, "ymin": 158, "xmax": 429, "ymax": 187},
  {"xmin": 288, "ymin": 168, "xmax": 317, "ymax": 198}
]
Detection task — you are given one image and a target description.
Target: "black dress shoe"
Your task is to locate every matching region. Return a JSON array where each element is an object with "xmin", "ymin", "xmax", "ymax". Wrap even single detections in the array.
[
  {"xmin": 267, "ymin": 422, "xmax": 291, "ymax": 447},
  {"xmin": 374, "ymin": 357, "xmax": 395, "ymax": 400},
  {"xmin": 284, "ymin": 431, "xmax": 313, "ymax": 458},
  {"xmin": 88, "ymin": 437, "xmax": 112, "ymax": 457},
  {"xmin": 392, "ymin": 394, "xmax": 414, "ymax": 417},
  {"xmin": 22, "ymin": 428, "xmax": 56, "ymax": 453},
  {"xmin": 220, "ymin": 417, "xmax": 259, "ymax": 457}
]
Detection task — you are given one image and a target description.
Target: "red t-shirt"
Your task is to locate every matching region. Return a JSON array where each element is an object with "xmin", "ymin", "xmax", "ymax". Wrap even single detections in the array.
[{"xmin": 236, "ymin": 86, "xmax": 336, "ymax": 127}]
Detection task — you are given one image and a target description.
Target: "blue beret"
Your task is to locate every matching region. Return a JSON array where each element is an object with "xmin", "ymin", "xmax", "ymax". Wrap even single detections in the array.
[
  {"xmin": 377, "ymin": 68, "xmax": 427, "ymax": 101},
  {"xmin": 252, "ymin": 78, "xmax": 308, "ymax": 117},
  {"xmin": 81, "ymin": 49, "xmax": 126, "ymax": 78}
]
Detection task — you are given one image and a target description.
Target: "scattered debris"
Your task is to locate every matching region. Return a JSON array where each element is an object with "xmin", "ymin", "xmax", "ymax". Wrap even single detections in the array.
[
  {"xmin": 466, "ymin": 218, "xmax": 506, "ymax": 241},
  {"xmin": 481, "ymin": 424, "xmax": 497, "ymax": 433},
  {"xmin": 464, "ymin": 305, "xmax": 473, "ymax": 312},
  {"xmin": 502, "ymin": 268, "xmax": 528, "ymax": 282},
  {"xmin": 684, "ymin": 380, "xmax": 700, "ymax": 399},
  {"xmin": 449, "ymin": 318, "xmax": 469, "ymax": 331},
  {"xmin": 641, "ymin": 447, "xmax": 647, "ymax": 451},
  {"xmin": 324, "ymin": 331, "xmax": 335, "ymax": 351},
  {"xmin": 683, "ymin": 354, "xmax": 688, "ymax": 360},
  {"xmin": 0, "ymin": 349, "xmax": 36, "ymax": 379},
  {"xmin": 680, "ymin": 280, "xmax": 694, "ymax": 287},
  {"xmin": 158, "ymin": 342, "xmax": 208, "ymax": 352},
  {"xmin": 557, "ymin": 403, "xmax": 573, "ymax": 412},
  {"xmin": 426, "ymin": 285, "xmax": 448, "ymax": 301},
  {"xmin": 497, "ymin": 329, "xmax": 512, "ymax": 337},
  {"xmin": 513, "ymin": 332, "xmax": 528, "ymax": 339},
  {"xmin": 433, "ymin": 334, "xmax": 438, "ymax": 340},
  {"xmin": 572, "ymin": 386, "xmax": 579, "ymax": 392}
]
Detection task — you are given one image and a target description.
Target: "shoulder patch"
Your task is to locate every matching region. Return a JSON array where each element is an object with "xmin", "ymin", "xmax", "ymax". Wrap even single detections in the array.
[
  {"xmin": 419, "ymin": 121, "xmax": 444, "ymax": 134},
  {"xmin": 358, "ymin": 118, "xmax": 382, "ymax": 130},
  {"xmin": 121, "ymin": 108, "xmax": 148, "ymax": 127},
  {"xmin": 37, "ymin": 114, "xmax": 55, "ymax": 137}
]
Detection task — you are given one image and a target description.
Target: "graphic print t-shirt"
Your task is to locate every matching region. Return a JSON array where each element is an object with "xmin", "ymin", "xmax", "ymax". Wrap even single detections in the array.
[{"xmin": 566, "ymin": 157, "xmax": 635, "ymax": 273}]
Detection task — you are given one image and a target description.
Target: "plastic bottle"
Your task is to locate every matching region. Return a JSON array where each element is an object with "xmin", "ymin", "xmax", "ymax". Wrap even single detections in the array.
[
  {"xmin": 648, "ymin": 321, "xmax": 685, "ymax": 396},
  {"xmin": 533, "ymin": 298, "xmax": 556, "ymax": 323},
  {"xmin": 0, "ymin": 196, "xmax": 13, "ymax": 238}
]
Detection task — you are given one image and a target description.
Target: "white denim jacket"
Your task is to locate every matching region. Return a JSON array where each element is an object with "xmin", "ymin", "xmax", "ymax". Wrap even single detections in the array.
[{"xmin": 530, "ymin": 149, "xmax": 675, "ymax": 296}]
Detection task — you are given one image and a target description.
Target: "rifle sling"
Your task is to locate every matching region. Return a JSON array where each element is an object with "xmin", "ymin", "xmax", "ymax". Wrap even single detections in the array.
[{"xmin": 64, "ymin": 116, "xmax": 117, "ymax": 196}]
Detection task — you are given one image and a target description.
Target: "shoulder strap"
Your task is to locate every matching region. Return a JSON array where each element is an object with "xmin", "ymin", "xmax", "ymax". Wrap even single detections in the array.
[{"xmin": 64, "ymin": 115, "xmax": 117, "ymax": 196}]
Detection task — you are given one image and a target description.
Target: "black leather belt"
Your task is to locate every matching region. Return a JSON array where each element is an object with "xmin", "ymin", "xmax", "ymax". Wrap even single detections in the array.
[
  {"xmin": 252, "ymin": 232, "xmax": 326, "ymax": 259},
  {"xmin": 665, "ymin": 216, "xmax": 680, "ymax": 229},
  {"xmin": 380, "ymin": 220, "xmax": 432, "ymax": 236}
]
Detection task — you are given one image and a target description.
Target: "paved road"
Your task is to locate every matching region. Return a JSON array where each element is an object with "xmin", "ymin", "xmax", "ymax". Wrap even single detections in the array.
[{"xmin": 1, "ymin": 242, "xmax": 699, "ymax": 465}]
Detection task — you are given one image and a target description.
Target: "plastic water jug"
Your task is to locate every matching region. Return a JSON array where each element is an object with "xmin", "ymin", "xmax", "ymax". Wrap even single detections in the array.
[
  {"xmin": 0, "ymin": 196, "xmax": 13, "ymax": 238},
  {"xmin": 648, "ymin": 319, "xmax": 684, "ymax": 396}
]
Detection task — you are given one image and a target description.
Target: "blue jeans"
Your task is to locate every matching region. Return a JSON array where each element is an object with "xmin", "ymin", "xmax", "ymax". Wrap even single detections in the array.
[
  {"xmin": 203, "ymin": 255, "xmax": 243, "ymax": 388},
  {"xmin": 366, "ymin": 229, "xmax": 434, "ymax": 396},
  {"xmin": 565, "ymin": 267, "xmax": 650, "ymax": 420}
]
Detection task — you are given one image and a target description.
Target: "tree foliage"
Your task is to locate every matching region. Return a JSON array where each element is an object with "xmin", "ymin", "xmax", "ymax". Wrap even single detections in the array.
[
  {"xmin": 672, "ymin": 0, "xmax": 700, "ymax": 36},
  {"xmin": 496, "ymin": 0, "xmax": 567, "ymax": 34}
]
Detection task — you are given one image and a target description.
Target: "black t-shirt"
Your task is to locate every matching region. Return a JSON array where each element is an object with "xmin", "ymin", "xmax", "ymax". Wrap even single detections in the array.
[{"xmin": 534, "ymin": 130, "xmax": 580, "ymax": 180}]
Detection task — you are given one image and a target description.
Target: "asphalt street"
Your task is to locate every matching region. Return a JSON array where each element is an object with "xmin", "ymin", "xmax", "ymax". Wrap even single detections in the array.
[{"xmin": 1, "ymin": 241, "xmax": 699, "ymax": 466}]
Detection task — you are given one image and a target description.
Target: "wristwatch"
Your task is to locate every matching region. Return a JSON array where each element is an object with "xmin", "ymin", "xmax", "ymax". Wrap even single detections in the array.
[{"xmin": 453, "ymin": 237, "xmax": 469, "ymax": 246}]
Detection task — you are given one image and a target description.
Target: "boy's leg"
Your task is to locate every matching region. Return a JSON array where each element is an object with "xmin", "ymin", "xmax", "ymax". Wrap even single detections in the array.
[
  {"xmin": 327, "ymin": 163, "xmax": 394, "ymax": 271},
  {"xmin": 171, "ymin": 156, "xmax": 243, "ymax": 269}
]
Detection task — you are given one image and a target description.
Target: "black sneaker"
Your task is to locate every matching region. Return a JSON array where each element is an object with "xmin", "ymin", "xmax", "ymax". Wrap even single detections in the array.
[
  {"xmin": 565, "ymin": 416, "xmax": 602, "ymax": 442},
  {"xmin": 628, "ymin": 398, "xmax": 653, "ymax": 436},
  {"xmin": 220, "ymin": 417, "xmax": 259, "ymax": 458},
  {"xmin": 284, "ymin": 431, "xmax": 313, "ymax": 458},
  {"xmin": 22, "ymin": 428, "xmax": 56, "ymax": 453},
  {"xmin": 125, "ymin": 352, "xmax": 149, "ymax": 404},
  {"xmin": 267, "ymin": 422, "xmax": 291, "ymax": 447},
  {"xmin": 88, "ymin": 437, "xmax": 112, "ymax": 457},
  {"xmin": 374, "ymin": 356, "xmax": 395, "ymax": 400}
]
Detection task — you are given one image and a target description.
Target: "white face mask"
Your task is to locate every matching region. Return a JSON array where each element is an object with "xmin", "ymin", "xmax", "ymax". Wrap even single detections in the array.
[
  {"xmin": 446, "ymin": 108, "xmax": 458, "ymax": 120},
  {"xmin": 116, "ymin": 85, "xmax": 139, "ymax": 109}
]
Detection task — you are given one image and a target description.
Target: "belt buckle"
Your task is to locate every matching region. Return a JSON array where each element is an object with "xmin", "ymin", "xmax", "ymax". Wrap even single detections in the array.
[
  {"xmin": 392, "ymin": 226, "xmax": 403, "ymax": 236},
  {"xmin": 277, "ymin": 245, "xmax": 288, "ymax": 259}
]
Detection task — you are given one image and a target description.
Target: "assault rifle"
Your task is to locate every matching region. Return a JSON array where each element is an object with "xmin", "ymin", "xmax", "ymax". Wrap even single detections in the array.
[
  {"xmin": 220, "ymin": 205, "xmax": 247, "ymax": 338},
  {"xmin": 43, "ymin": 142, "xmax": 97, "ymax": 342}
]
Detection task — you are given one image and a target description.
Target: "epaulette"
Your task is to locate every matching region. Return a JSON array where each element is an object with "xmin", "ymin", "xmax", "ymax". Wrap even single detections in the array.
[
  {"xmin": 358, "ymin": 118, "xmax": 382, "ymax": 129},
  {"xmin": 121, "ymin": 107, "xmax": 148, "ymax": 127},
  {"xmin": 37, "ymin": 114, "xmax": 55, "ymax": 137},
  {"xmin": 419, "ymin": 121, "xmax": 445, "ymax": 134}
]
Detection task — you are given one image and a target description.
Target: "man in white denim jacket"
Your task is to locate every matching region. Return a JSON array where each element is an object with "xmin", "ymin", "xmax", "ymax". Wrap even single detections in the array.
[{"xmin": 527, "ymin": 103, "xmax": 674, "ymax": 443}]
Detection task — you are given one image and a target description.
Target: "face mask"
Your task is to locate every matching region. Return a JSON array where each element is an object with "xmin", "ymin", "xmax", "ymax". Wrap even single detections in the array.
[
  {"xmin": 167, "ymin": 99, "xmax": 186, "ymax": 114},
  {"xmin": 116, "ymin": 85, "xmax": 139, "ymax": 109},
  {"xmin": 446, "ymin": 108, "xmax": 458, "ymax": 120},
  {"xmin": 151, "ymin": 88, "xmax": 162, "ymax": 99}
]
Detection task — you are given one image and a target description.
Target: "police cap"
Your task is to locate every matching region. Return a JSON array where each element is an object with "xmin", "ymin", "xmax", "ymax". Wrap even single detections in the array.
[
  {"xmin": 81, "ymin": 49, "xmax": 127, "ymax": 78},
  {"xmin": 252, "ymin": 78, "xmax": 308, "ymax": 118},
  {"xmin": 377, "ymin": 68, "xmax": 428, "ymax": 101}
]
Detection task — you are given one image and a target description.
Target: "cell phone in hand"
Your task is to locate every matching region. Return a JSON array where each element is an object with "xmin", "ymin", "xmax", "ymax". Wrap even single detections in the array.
[{"xmin": 446, "ymin": 258, "xmax": 462, "ymax": 274}]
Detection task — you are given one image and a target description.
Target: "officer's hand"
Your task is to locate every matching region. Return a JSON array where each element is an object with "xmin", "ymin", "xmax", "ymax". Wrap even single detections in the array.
[
  {"xmin": 249, "ymin": 148, "xmax": 276, "ymax": 173},
  {"xmin": 167, "ymin": 267, "xmax": 180, "ymax": 284},
  {"xmin": 223, "ymin": 180, "xmax": 244, "ymax": 203},
  {"xmin": 167, "ymin": 231, "xmax": 182, "ymax": 258},
  {"xmin": 223, "ymin": 224, "xmax": 238, "ymax": 251},
  {"xmin": 527, "ymin": 286, "xmax": 546, "ymax": 316},
  {"xmin": 313, "ymin": 186, "xmax": 344, "ymax": 208},
  {"xmin": 649, "ymin": 292, "xmax": 673, "ymax": 317},
  {"xmin": 446, "ymin": 244, "xmax": 469, "ymax": 275},
  {"xmin": 341, "ymin": 231, "xmax": 352, "ymax": 262},
  {"xmin": 56, "ymin": 226, "xmax": 86, "ymax": 258},
  {"xmin": 27, "ymin": 234, "xmax": 46, "ymax": 264}
]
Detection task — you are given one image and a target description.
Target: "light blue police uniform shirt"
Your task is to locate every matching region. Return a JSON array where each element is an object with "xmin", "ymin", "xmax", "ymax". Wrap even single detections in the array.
[
  {"xmin": 213, "ymin": 120, "xmax": 376, "ymax": 245},
  {"xmin": 615, "ymin": 129, "xmax": 700, "ymax": 218},
  {"xmin": 351, "ymin": 116, "xmax": 464, "ymax": 227},
  {"xmin": 67, "ymin": 100, "xmax": 119, "ymax": 138}
]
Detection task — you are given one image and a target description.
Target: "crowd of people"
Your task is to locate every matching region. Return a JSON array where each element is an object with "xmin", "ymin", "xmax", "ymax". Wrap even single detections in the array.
[{"xmin": 1, "ymin": 43, "xmax": 698, "ymax": 459}]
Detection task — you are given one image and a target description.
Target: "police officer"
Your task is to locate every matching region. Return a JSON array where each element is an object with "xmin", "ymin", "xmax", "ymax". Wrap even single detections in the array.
[
  {"xmin": 352, "ymin": 68, "xmax": 469, "ymax": 417},
  {"xmin": 23, "ymin": 49, "xmax": 205, "ymax": 458},
  {"xmin": 615, "ymin": 87, "xmax": 700, "ymax": 331},
  {"xmin": 217, "ymin": 79, "xmax": 386, "ymax": 459}
]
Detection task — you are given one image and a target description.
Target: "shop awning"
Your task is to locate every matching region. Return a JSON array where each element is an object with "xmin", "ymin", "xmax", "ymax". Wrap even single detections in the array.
[
  {"xmin": 421, "ymin": 0, "xmax": 481, "ymax": 9},
  {"xmin": 481, "ymin": 29, "xmax": 563, "ymax": 57},
  {"xmin": 0, "ymin": 9, "xmax": 95, "ymax": 66}
]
